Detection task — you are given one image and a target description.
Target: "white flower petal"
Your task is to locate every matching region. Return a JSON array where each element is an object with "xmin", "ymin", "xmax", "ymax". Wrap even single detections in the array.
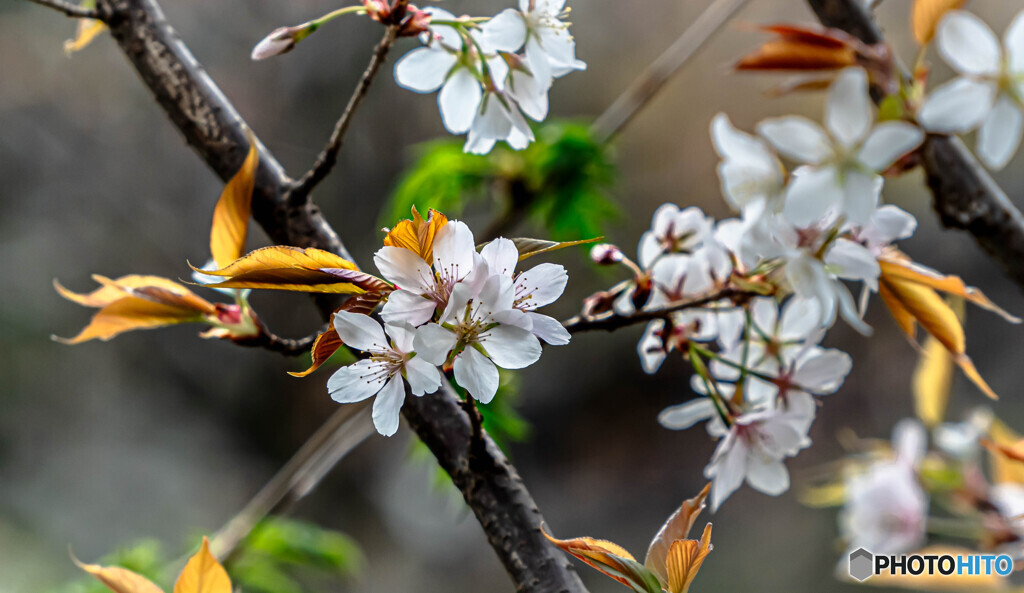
[
  {"xmin": 826, "ymin": 238, "xmax": 880, "ymax": 285},
  {"xmin": 779, "ymin": 297, "xmax": 822, "ymax": 341},
  {"xmin": 433, "ymin": 220, "xmax": 476, "ymax": 282},
  {"xmin": 508, "ymin": 69, "xmax": 550, "ymax": 122},
  {"xmin": 328, "ymin": 360, "xmax": 386, "ymax": 403},
  {"xmin": 757, "ymin": 116, "xmax": 833, "ymax": 164},
  {"xmin": 638, "ymin": 320, "xmax": 667, "ymax": 374},
  {"xmin": 825, "ymin": 68, "xmax": 873, "ymax": 149},
  {"xmin": 858, "ymin": 122, "xmax": 925, "ymax": 171},
  {"xmin": 936, "ymin": 11, "xmax": 1002, "ymax": 76},
  {"xmin": 384, "ymin": 322, "xmax": 417, "ymax": 353},
  {"xmin": 706, "ymin": 434, "xmax": 747, "ymax": 511},
  {"xmin": 333, "ymin": 310, "xmax": 388, "ymax": 352},
  {"xmin": 438, "ymin": 68, "xmax": 483, "ymax": 134},
  {"xmin": 481, "ymin": 325, "xmax": 542, "ymax": 369},
  {"xmin": 750, "ymin": 297, "xmax": 778, "ymax": 334},
  {"xmin": 659, "ymin": 398, "xmax": 717, "ymax": 430},
  {"xmin": 394, "ymin": 47, "xmax": 457, "ymax": 93},
  {"xmin": 782, "ymin": 166, "xmax": 843, "ymax": 227},
  {"xmin": 516, "ymin": 263, "xmax": 567, "ymax": 310},
  {"xmin": 527, "ymin": 311, "xmax": 570, "ymax": 345},
  {"xmin": 1006, "ymin": 10, "xmax": 1024, "ymax": 74},
  {"xmin": 374, "ymin": 245, "xmax": 433, "ymax": 292},
  {"xmin": 454, "ymin": 346, "xmax": 501, "ymax": 403},
  {"xmin": 977, "ymin": 94, "xmax": 1024, "ymax": 170},
  {"xmin": 380, "ymin": 290, "xmax": 438, "ymax": 327},
  {"xmin": 477, "ymin": 9, "xmax": 527, "ymax": 53},
  {"xmin": 793, "ymin": 348, "xmax": 852, "ymax": 394},
  {"xmin": 745, "ymin": 456, "xmax": 790, "ymax": 495},
  {"xmin": 918, "ymin": 78, "xmax": 997, "ymax": 133},
  {"xmin": 412, "ymin": 323, "xmax": 458, "ymax": 365},
  {"xmin": 865, "ymin": 205, "xmax": 917, "ymax": 245},
  {"xmin": 481, "ymin": 237, "xmax": 520, "ymax": 277},
  {"xmin": 404, "ymin": 356, "xmax": 442, "ymax": 396},
  {"xmin": 371, "ymin": 376, "xmax": 406, "ymax": 436},
  {"xmin": 841, "ymin": 170, "xmax": 883, "ymax": 226}
]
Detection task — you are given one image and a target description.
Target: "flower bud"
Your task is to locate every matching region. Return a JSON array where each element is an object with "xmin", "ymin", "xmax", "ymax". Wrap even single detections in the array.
[
  {"xmin": 589, "ymin": 243, "xmax": 624, "ymax": 265},
  {"xmin": 251, "ymin": 26, "xmax": 302, "ymax": 61}
]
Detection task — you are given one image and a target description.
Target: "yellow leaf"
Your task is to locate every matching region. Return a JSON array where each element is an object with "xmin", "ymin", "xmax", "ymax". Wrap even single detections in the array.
[
  {"xmin": 986, "ymin": 421, "xmax": 1024, "ymax": 485},
  {"xmin": 55, "ymin": 276, "xmax": 218, "ymax": 344},
  {"xmin": 195, "ymin": 246, "xmax": 388, "ymax": 294},
  {"xmin": 644, "ymin": 484, "xmax": 710, "ymax": 584},
  {"xmin": 912, "ymin": 300, "xmax": 960, "ymax": 427},
  {"xmin": 64, "ymin": 18, "xmax": 106, "ymax": 55},
  {"xmin": 542, "ymin": 526, "xmax": 646, "ymax": 590},
  {"xmin": 665, "ymin": 524, "xmax": 713, "ymax": 593},
  {"xmin": 210, "ymin": 131, "xmax": 259, "ymax": 268},
  {"xmin": 174, "ymin": 538, "xmax": 231, "ymax": 593},
  {"xmin": 382, "ymin": 207, "xmax": 448, "ymax": 263},
  {"xmin": 878, "ymin": 282, "xmax": 916, "ymax": 339},
  {"xmin": 862, "ymin": 545, "xmax": 1004, "ymax": 590},
  {"xmin": 912, "ymin": 0, "xmax": 967, "ymax": 45},
  {"xmin": 878, "ymin": 256, "xmax": 1019, "ymax": 323},
  {"xmin": 74, "ymin": 557, "xmax": 164, "ymax": 593}
]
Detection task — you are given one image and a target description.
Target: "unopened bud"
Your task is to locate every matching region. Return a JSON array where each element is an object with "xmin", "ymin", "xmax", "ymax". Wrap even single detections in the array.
[
  {"xmin": 590, "ymin": 243, "xmax": 624, "ymax": 265},
  {"xmin": 251, "ymin": 26, "xmax": 302, "ymax": 60},
  {"xmin": 399, "ymin": 6, "xmax": 432, "ymax": 37}
]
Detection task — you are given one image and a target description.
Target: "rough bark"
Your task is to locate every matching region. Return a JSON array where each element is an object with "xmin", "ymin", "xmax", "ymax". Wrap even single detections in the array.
[
  {"xmin": 87, "ymin": 0, "xmax": 585, "ymax": 590},
  {"xmin": 807, "ymin": 0, "xmax": 1024, "ymax": 292}
]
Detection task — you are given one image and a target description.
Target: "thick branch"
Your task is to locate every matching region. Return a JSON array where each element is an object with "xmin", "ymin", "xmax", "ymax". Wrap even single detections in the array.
[
  {"xmin": 97, "ymin": 0, "xmax": 354, "ymax": 263},
  {"xmin": 401, "ymin": 383, "xmax": 588, "ymax": 593},
  {"xmin": 88, "ymin": 1, "xmax": 585, "ymax": 590},
  {"xmin": 24, "ymin": 0, "xmax": 101, "ymax": 19},
  {"xmin": 291, "ymin": 26, "xmax": 399, "ymax": 202},
  {"xmin": 807, "ymin": 0, "xmax": 1024, "ymax": 292}
]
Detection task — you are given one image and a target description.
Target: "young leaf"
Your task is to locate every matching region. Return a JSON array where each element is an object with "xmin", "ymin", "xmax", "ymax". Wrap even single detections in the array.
[
  {"xmin": 911, "ymin": 298, "xmax": 961, "ymax": 428},
  {"xmin": 542, "ymin": 527, "xmax": 663, "ymax": 593},
  {"xmin": 210, "ymin": 131, "xmax": 259, "ymax": 268},
  {"xmin": 665, "ymin": 524, "xmax": 713, "ymax": 593},
  {"xmin": 985, "ymin": 420, "xmax": 1024, "ymax": 485},
  {"xmin": 173, "ymin": 538, "xmax": 231, "ymax": 593},
  {"xmin": 644, "ymin": 484, "xmax": 711, "ymax": 584},
  {"xmin": 194, "ymin": 246, "xmax": 388, "ymax": 294},
  {"xmin": 735, "ymin": 24, "xmax": 859, "ymax": 71},
  {"xmin": 382, "ymin": 207, "xmax": 449, "ymax": 263},
  {"xmin": 878, "ymin": 256, "xmax": 1019, "ymax": 323},
  {"xmin": 74, "ymin": 557, "xmax": 165, "ymax": 593},
  {"xmin": 505, "ymin": 237, "xmax": 601, "ymax": 261},
  {"xmin": 912, "ymin": 0, "xmax": 966, "ymax": 46},
  {"xmin": 64, "ymin": 1, "xmax": 106, "ymax": 55}
]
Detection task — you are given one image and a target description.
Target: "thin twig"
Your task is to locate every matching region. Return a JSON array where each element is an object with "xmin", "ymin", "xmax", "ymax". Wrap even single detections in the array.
[
  {"xmin": 23, "ymin": 0, "xmax": 101, "ymax": 19},
  {"xmin": 232, "ymin": 325, "xmax": 323, "ymax": 356},
  {"xmin": 591, "ymin": 0, "xmax": 751, "ymax": 143},
  {"xmin": 210, "ymin": 401, "xmax": 375, "ymax": 562},
  {"xmin": 290, "ymin": 25, "xmax": 400, "ymax": 203},
  {"xmin": 562, "ymin": 288, "xmax": 740, "ymax": 333}
]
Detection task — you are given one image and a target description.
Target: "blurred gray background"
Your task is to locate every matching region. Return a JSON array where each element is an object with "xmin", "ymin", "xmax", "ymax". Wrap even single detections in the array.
[{"xmin": 3, "ymin": 0, "xmax": 1024, "ymax": 591}]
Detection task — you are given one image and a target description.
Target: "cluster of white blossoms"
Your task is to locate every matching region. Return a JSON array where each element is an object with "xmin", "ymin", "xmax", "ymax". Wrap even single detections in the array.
[
  {"xmin": 919, "ymin": 9, "xmax": 1024, "ymax": 170},
  {"xmin": 328, "ymin": 219, "xmax": 569, "ymax": 436},
  {"xmin": 393, "ymin": 1, "xmax": 585, "ymax": 154},
  {"xmin": 592, "ymin": 65, "xmax": 931, "ymax": 511}
]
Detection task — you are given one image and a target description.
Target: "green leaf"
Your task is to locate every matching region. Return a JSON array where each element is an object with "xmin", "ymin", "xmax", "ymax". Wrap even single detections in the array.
[{"xmin": 241, "ymin": 518, "xmax": 364, "ymax": 575}]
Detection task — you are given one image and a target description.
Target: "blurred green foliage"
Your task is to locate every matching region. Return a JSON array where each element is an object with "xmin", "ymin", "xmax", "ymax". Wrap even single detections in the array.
[{"xmin": 382, "ymin": 121, "xmax": 619, "ymax": 241}]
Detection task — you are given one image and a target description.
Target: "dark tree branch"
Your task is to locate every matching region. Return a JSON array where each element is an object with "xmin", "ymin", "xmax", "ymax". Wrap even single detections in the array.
[
  {"xmin": 401, "ymin": 382, "xmax": 588, "ymax": 593},
  {"xmin": 562, "ymin": 288, "xmax": 740, "ymax": 334},
  {"xmin": 23, "ymin": 0, "xmax": 101, "ymax": 19},
  {"xmin": 232, "ymin": 326, "xmax": 322, "ymax": 356},
  {"xmin": 807, "ymin": 0, "xmax": 1024, "ymax": 293},
  {"xmin": 81, "ymin": 1, "xmax": 586, "ymax": 590},
  {"xmin": 291, "ymin": 25, "xmax": 400, "ymax": 203}
]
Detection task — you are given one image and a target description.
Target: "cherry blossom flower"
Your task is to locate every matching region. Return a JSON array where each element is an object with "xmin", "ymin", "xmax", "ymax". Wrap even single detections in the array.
[
  {"xmin": 711, "ymin": 113, "xmax": 786, "ymax": 213},
  {"xmin": 637, "ymin": 310, "xmax": 716, "ymax": 374},
  {"xmin": 476, "ymin": 238, "xmax": 571, "ymax": 346},
  {"xmin": 758, "ymin": 67, "xmax": 924, "ymax": 226},
  {"xmin": 639, "ymin": 204, "xmax": 715, "ymax": 269},
  {"xmin": 918, "ymin": 10, "xmax": 1024, "ymax": 170},
  {"xmin": 375, "ymin": 219, "xmax": 476, "ymax": 327},
  {"xmin": 464, "ymin": 90, "xmax": 536, "ymax": 154},
  {"xmin": 517, "ymin": 0, "xmax": 587, "ymax": 89},
  {"xmin": 840, "ymin": 419, "xmax": 928, "ymax": 554},
  {"xmin": 848, "ymin": 204, "xmax": 917, "ymax": 256},
  {"xmin": 414, "ymin": 274, "xmax": 541, "ymax": 403},
  {"xmin": 327, "ymin": 312, "xmax": 443, "ymax": 436}
]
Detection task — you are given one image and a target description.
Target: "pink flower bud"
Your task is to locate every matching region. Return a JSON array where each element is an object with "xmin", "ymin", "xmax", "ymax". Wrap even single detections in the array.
[
  {"xmin": 590, "ymin": 243, "xmax": 624, "ymax": 265},
  {"xmin": 251, "ymin": 27, "xmax": 298, "ymax": 61}
]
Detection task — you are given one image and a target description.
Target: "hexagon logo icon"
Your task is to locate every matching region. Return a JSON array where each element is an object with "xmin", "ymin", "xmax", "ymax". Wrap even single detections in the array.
[{"xmin": 849, "ymin": 548, "xmax": 874, "ymax": 582}]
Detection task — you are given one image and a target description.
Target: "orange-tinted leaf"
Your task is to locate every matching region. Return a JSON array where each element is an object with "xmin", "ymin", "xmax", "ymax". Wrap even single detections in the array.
[
  {"xmin": 985, "ymin": 421, "xmax": 1024, "ymax": 484},
  {"xmin": 56, "ymin": 295, "xmax": 209, "ymax": 344},
  {"xmin": 765, "ymin": 75, "xmax": 836, "ymax": 97},
  {"xmin": 54, "ymin": 275, "xmax": 190, "ymax": 308},
  {"xmin": 912, "ymin": 332, "xmax": 954, "ymax": 428},
  {"xmin": 507, "ymin": 237, "xmax": 601, "ymax": 261},
  {"xmin": 644, "ymin": 484, "xmax": 710, "ymax": 584},
  {"xmin": 665, "ymin": 523, "xmax": 713, "ymax": 593},
  {"xmin": 878, "ymin": 256, "xmax": 1019, "ymax": 323},
  {"xmin": 74, "ymin": 557, "xmax": 164, "ymax": 593},
  {"xmin": 912, "ymin": 0, "xmax": 967, "ymax": 45},
  {"xmin": 736, "ymin": 39, "xmax": 856, "ymax": 71},
  {"xmin": 542, "ymin": 526, "xmax": 662, "ymax": 593},
  {"xmin": 173, "ymin": 537, "xmax": 231, "ymax": 593},
  {"xmin": 757, "ymin": 24, "xmax": 854, "ymax": 49},
  {"xmin": 288, "ymin": 292, "xmax": 390, "ymax": 377},
  {"xmin": 90, "ymin": 276, "xmax": 218, "ymax": 316},
  {"xmin": 195, "ymin": 246, "xmax": 387, "ymax": 294},
  {"xmin": 382, "ymin": 207, "xmax": 448, "ymax": 263},
  {"xmin": 64, "ymin": 10, "xmax": 106, "ymax": 55},
  {"xmin": 210, "ymin": 131, "xmax": 258, "ymax": 268},
  {"xmin": 878, "ymin": 282, "xmax": 916, "ymax": 339}
]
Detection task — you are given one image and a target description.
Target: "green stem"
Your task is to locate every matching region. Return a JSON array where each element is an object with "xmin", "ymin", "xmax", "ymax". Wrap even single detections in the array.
[{"xmin": 305, "ymin": 5, "xmax": 368, "ymax": 34}]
